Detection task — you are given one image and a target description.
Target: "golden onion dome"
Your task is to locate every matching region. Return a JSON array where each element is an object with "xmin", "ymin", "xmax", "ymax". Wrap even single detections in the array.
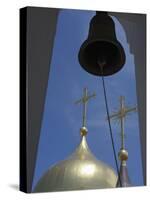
[{"xmin": 34, "ymin": 128, "xmax": 117, "ymax": 192}]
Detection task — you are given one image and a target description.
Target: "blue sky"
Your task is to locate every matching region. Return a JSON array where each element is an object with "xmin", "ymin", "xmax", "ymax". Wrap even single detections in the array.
[{"xmin": 32, "ymin": 9, "xmax": 143, "ymax": 190}]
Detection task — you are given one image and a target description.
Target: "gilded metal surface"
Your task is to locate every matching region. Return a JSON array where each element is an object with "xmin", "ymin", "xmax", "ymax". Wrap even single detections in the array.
[
  {"xmin": 34, "ymin": 136, "xmax": 117, "ymax": 192},
  {"xmin": 108, "ymin": 96, "xmax": 135, "ymax": 187},
  {"xmin": 80, "ymin": 126, "xmax": 88, "ymax": 136},
  {"xmin": 75, "ymin": 88, "xmax": 96, "ymax": 128},
  {"xmin": 118, "ymin": 149, "xmax": 128, "ymax": 161},
  {"xmin": 108, "ymin": 96, "xmax": 137, "ymax": 149}
]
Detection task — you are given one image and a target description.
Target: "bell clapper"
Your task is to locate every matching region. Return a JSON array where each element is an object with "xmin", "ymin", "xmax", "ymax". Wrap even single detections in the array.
[{"xmin": 97, "ymin": 57, "xmax": 107, "ymax": 75}]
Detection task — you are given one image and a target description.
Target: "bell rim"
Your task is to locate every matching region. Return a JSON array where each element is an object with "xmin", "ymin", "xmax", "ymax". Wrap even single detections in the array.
[{"xmin": 78, "ymin": 38, "xmax": 126, "ymax": 76}]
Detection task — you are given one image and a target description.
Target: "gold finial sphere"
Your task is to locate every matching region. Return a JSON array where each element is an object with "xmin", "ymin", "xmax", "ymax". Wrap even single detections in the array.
[
  {"xmin": 118, "ymin": 149, "xmax": 128, "ymax": 161},
  {"xmin": 80, "ymin": 126, "xmax": 88, "ymax": 136}
]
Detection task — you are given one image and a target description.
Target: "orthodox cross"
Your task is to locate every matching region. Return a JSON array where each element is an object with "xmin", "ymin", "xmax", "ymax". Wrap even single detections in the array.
[
  {"xmin": 75, "ymin": 88, "xmax": 96, "ymax": 127},
  {"xmin": 108, "ymin": 96, "xmax": 137, "ymax": 149}
]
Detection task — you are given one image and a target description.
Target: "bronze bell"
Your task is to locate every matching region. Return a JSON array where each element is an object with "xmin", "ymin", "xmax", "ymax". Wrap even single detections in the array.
[{"xmin": 78, "ymin": 11, "xmax": 126, "ymax": 76}]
